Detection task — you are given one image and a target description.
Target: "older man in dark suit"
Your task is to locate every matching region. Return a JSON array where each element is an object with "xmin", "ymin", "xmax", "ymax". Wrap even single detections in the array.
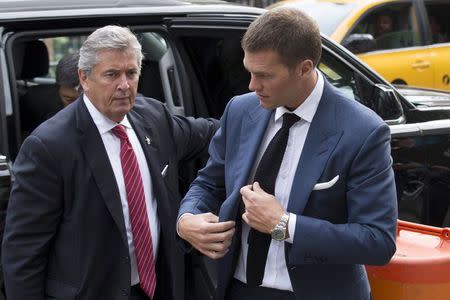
[{"xmin": 2, "ymin": 25, "xmax": 217, "ymax": 300}]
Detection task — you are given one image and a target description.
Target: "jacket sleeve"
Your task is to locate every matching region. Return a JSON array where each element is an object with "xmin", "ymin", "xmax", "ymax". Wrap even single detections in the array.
[
  {"xmin": 2, "ymin": 135, "xmax": 62, "ymax": 300},
  {"xmin": 164, "ymin": 106, "xmax": 219, "ymax": 163},
  {"xmin": 176, "ymin": 100, "xmax": 233, "ymax": 240}
]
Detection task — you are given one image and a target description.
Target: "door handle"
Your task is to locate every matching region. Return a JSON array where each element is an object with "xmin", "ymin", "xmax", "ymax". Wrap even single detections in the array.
[{"xmin": 411, "ymin": 60, "xmax": 431, "ymax": 70}]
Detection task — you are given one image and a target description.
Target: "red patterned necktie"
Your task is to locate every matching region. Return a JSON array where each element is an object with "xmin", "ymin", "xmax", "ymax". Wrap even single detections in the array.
[{"xmin": 112, "ymin": 125, "xmax": 156, "ymax": 299}]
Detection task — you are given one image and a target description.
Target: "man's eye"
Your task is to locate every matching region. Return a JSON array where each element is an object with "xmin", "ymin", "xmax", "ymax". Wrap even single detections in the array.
[
  {"xmin": 127, "ymin": 70, "xmax": 139, "ymax": 78},
  {"xmin": 104, "ymin": 72, "xmax": 117, "ymax": 78}
]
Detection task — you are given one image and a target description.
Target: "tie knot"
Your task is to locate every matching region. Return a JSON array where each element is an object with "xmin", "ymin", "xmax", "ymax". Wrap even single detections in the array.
[
  {"xmin": 111, "ymin": 125, "xmax": 128, "ymax": 141},
  {"xmin": 282, "ymin": 113, "xmax": 300, "ymax": 129}
]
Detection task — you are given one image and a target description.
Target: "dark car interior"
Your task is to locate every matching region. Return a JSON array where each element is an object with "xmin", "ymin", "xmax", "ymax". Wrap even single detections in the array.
[{"xmin": 14, "ymin": 40, "xmax": 63, "ymax": 137}]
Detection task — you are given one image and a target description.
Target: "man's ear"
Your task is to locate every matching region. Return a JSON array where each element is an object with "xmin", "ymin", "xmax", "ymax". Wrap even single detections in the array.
[
  {"xmin": 78, "ymin": 69, "xmax": 88, "ymax": 92},
  {"xmin": 296, "ymin": 59, "xmax": 314, "ymax": 77}
]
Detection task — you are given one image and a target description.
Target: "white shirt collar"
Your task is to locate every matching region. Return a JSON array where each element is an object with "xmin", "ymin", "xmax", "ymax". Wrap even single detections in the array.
[
  {"xmin": 83, "ymin": 94, "xmax": 132, "ymax": 134},
  {"xmin": 274, "ymin": 70, "xmax": 324, "ymax": 124}
]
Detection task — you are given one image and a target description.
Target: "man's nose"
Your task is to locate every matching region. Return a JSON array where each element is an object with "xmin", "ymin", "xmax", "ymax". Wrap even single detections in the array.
[
  {"xmin": 248, "ymin": 75, "xmax": 260, "ymax": 92},
  {"xmin": 117, "ymin": 73, "xmax": 130, "ymax": 90}
]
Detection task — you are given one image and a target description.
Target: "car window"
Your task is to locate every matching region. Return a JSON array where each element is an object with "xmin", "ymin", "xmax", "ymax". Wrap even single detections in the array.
[
  {"xmin": 424, "ymin": 1, "xmax": 450, "ymax": 44},
  {"xmin": 319, "ymin": 50, "xmax": 403, "ymax": 122},
  {"xmin": 10, "ymin": 31, "xmax": 172, "ymax": 142},
  {"xmin": 180, "ymin": 32, "xmax": 401, "ymax": 122},
  {"xmin": 350, "ymin": 2, "xmax": 421, "ymax": 51},
  {"xmin": 44, "ymin": 36, "xmax": 87, "ymax": 80},
  {"xmin": 180, "ymin": 34, "xmax": 250, "ymax": 118}
]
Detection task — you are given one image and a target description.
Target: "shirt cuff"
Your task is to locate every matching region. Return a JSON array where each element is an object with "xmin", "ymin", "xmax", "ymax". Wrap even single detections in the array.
[
  {"xmin": 286, "ymin": 213, "xmax": 296, "ymax": 244},
  {"xmin": 176, "ymin": 213, "xmax": 193, "ymax": 236}
]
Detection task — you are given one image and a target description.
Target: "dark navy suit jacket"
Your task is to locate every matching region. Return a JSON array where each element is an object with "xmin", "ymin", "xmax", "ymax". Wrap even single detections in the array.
[
  {"xmin": 178, "ymin": 80, "xmax": 398, "ymax": 300},
  {"xmin": 2, "ymin": 96, "xmax": 217, "ymax": 300}
]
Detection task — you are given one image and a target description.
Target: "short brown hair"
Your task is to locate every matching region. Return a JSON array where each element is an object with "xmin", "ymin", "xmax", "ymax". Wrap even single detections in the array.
[{"xmin": 242, "ymin": 7, "xmax": 322, "ymax": 68}]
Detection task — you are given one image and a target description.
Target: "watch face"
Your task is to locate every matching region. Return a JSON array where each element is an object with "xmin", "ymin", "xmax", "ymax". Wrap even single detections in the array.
[{"xmin": 272, "ymin": 228, "xmax": 285, "ymax": 241}]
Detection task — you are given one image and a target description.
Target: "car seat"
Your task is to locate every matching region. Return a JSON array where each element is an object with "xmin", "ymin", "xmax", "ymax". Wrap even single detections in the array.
[{"xmin": 14, "ymin": 40, "xmax": 62, "ymax": 135}]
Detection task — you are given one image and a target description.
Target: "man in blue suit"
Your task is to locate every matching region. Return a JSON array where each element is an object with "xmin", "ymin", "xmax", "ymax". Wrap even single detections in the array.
[{"xmin": 178, "ymin": 7, "xmax": 397, "ymax": 300}]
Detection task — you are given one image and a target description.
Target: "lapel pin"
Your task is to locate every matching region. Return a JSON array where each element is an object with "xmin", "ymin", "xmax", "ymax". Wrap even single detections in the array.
[{"xmin": 145, "ymin": 136, "xmax": 151, "ymax": 145}]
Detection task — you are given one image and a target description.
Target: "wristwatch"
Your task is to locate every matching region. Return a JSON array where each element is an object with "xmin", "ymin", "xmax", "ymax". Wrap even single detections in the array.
[{"xmin": 271, "ymin": 212, "xmax": 290, "ymax": 241}]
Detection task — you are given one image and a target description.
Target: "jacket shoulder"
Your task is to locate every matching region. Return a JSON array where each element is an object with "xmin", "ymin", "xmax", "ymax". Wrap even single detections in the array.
[{"xmin": 132, "ymin": 96, "xmax": 166, "ymax": 116}]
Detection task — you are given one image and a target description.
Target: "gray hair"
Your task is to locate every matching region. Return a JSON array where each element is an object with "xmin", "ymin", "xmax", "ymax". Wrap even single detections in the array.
[{"xmin": 79, "ymin": 25, "xmax": 143, "ymax": 75}]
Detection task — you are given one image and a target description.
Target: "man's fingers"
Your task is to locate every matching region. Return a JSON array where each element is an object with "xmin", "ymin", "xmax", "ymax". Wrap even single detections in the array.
[
  {"xmin": 203, "ymin": 212, "xmax": 219, "ymax": 223},
  {"xmin": 252, "ymin": 182, "xmax": 268, "ymax": 195},
  {"xmin": 242, "ymin": 212, "xmax": 249, "ymax": 225},
  {"xmin": 199, "ymin": 248, "xmax": 229, "ymax": 260},
  {"xmin": 206, "ymin": 220, "xmax": 235, "ymax": 233},
  {"xmin": 198, "ymin": 227, "xmax": 235, "ymax": 243},
  {"xmin": 240, "ymin": 185, "xmax": 254, "ymax": 199},
  {"xmin": 197, "ymin": 226, "xmax": 235, "ymax": 258}
]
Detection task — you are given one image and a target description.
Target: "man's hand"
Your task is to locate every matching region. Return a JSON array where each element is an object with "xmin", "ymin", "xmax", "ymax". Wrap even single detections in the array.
[
  {"xmin": 240, "ymin": 182, "xmax": 284, "ymax": 233},
  {"xmin": 178, "ymin": 213, "xmax": 235, "ymax": 259}
]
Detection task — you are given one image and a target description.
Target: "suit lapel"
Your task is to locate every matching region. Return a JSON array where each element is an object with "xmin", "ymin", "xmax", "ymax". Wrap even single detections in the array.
[
  {"xmin": 76, "ymin": 99, "xmax": 128, "ymax": 245},
  {"xmin": 127, "ymin": 109, "xmax": 174, "ymax": 240},
  {"xmin": 230, "ymin": 105, "xmax": 272, "ymax": 215},
  {"xmin": 287, "ymin": 81, "xmax": 343, "ymax": 214}
]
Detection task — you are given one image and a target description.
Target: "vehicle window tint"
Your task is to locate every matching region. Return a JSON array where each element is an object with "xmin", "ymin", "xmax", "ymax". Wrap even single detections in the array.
[
  {"xmin": 44, "ymin": 36, "xmax": 87, "ymax": 80},
  {"xmin": 13, "ymin": 37, "xmax": 84, "ymax": 137},
  {"xmin": 319, "ymin": 50, "xmax": 402, "ymax": 121},
  {"xmin": 424, "ymin": 2, "xmax": 450, "ymax": 44},
  {"xmin": 137, "ymin": 32, "xmax": 168, "ymax": 103},
  {"xmin": 319, "ymin": 51, "xmax": 359, "ymax": 101},
  {"xmin": 350, "ymin": 2, "xmax": 421, "ymax": 51},
  {"xmin": 13, "ymin": 32, "xmax": 169, "ymax": 138},
  {"xmin": 180, "ymin": 35, "xmax": 250, "ymax": 118}
]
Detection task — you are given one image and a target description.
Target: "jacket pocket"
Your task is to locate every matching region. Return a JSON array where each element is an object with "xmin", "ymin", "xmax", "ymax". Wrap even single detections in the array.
[{"xmin": 45, "ymin": 278, "xmax": 77, "ymax": 300}]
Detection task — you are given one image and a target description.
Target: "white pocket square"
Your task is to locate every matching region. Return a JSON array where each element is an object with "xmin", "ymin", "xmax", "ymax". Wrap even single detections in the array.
[{"xmin": 313, "ymin": 175, "xmax": 339, "ymax": 191}]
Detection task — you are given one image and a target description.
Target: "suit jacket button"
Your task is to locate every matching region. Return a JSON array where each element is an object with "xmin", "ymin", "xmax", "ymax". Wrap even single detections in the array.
[
  {"xmin": 290, "ymin": 266, "xmax": 296, "ymax": 270},
  {"xmin": 122, "ymin": 288, "xmax": 128, "ymax": 296}
]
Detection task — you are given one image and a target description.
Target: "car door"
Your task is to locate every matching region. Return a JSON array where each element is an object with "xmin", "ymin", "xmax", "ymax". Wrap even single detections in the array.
[
  {"xmin": 165, "ymin": 15, "xmax": 257, "ymax": 299},
  {"xmin": 422, "ymin": 0, "xmax": 450, "ymax": 91},
  {"xmin": 0, "ymin": 27, "xmax": 12, "ymax": 299},
  {"xmin": 347, "ymin": 0, "xmax": 433, "ymax": 88}
]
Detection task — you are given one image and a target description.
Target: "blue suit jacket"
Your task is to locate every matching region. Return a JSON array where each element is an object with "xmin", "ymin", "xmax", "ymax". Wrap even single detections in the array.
[{"xmin": 178, "ymin": 81, "xmax": 398, "ymax": 300}]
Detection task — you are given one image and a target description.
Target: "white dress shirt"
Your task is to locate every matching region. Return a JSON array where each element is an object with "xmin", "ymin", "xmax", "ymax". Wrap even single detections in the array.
[
  {"xmin": 84, "ymin": 96, "xmax": 159, "ymax": 286},
  {"xmin": 234, "ymin": 71, "xmax": 324, "ymax": 291}
]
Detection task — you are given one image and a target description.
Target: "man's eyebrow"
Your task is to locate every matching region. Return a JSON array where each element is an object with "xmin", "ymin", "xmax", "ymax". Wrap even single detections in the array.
[{"xmin": 102, "ymin": 68, "xmax": 119, "ymax": 73}]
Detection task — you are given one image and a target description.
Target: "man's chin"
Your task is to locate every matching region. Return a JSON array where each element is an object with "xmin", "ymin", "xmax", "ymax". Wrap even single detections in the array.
[{"xmin": 259, "ymin": 100, "xmax": 275, "ymax": 110}]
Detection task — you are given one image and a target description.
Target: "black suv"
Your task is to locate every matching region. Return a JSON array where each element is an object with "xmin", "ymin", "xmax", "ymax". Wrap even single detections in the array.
[{"xmin": 0, "ymin": 0, "xmax": 449, "ymax": 298}]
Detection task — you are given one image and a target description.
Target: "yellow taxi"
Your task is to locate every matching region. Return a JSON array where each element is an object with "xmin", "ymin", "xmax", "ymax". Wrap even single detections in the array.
[{"xmin": 268, "ymin": 0, "xmax": 450, "ymax": 91}]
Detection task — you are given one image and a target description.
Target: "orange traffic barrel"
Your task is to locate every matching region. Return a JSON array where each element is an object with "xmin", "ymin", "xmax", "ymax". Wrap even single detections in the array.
[{"xmin": 366, "ymin": 220, "xmax": 450, "ymax": 300}]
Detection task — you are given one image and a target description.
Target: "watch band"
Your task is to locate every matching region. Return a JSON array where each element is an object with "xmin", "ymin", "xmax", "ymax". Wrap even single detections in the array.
[{"xmin": 271, "ymin": 212, "xmax": 290, "ymax": 241}]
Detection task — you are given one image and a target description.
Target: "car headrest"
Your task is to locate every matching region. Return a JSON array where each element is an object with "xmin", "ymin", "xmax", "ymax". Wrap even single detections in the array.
[{"xmin": 14, "ymin": 40, "xmax": 49, "ymax": 79}]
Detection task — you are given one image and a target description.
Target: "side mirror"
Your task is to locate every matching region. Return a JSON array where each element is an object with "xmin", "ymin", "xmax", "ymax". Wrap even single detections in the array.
[
  {"xmin": 342, "ymin": 33, "xmax": 376, "ymax": 54},
  {"xmin": 372, "ymin": 84, "xmax": 404, "ymax": 125}
]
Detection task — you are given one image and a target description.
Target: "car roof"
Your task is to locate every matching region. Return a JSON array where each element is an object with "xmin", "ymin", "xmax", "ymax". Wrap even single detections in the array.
[{"xmin": 0, "ymin": 0, "xmax": 264, "ymax": 22}]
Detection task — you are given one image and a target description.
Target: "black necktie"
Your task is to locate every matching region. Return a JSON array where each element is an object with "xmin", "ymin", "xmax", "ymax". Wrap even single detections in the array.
[{"xmin": 246, "ymin": 113, "xmax": 300, "ymax": 287}]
